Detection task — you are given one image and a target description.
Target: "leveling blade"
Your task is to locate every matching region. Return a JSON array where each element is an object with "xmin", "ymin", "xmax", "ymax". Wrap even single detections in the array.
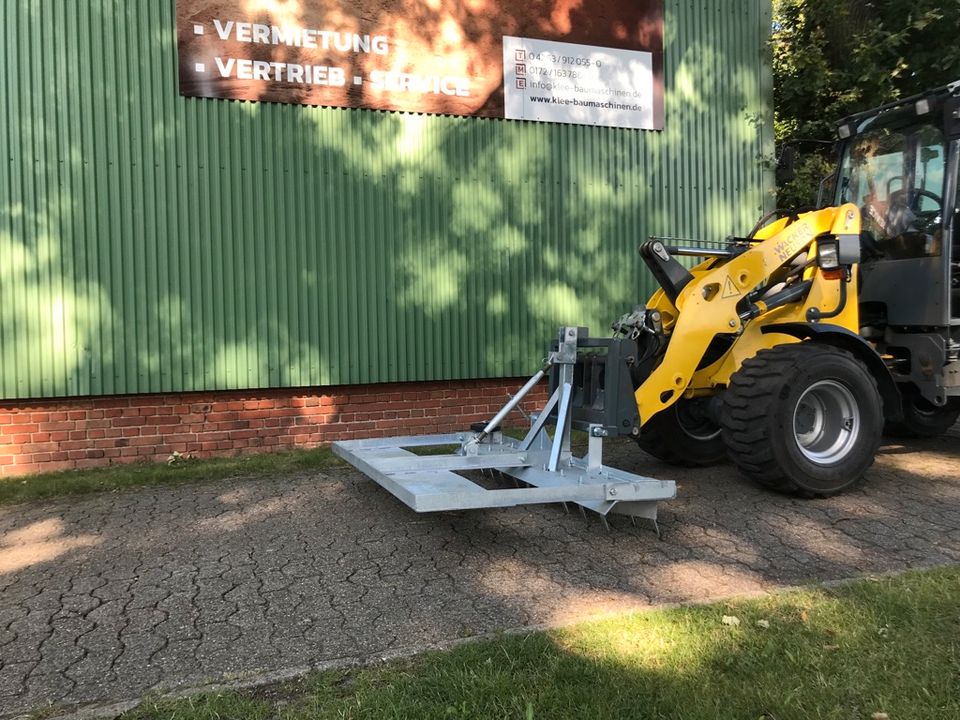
[{"xmin": 332, "ymin": 327, "xmax": 677, "ymax": 524}]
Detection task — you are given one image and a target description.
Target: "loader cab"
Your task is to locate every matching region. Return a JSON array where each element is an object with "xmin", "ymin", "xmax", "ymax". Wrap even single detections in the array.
[{"xmin": 832, "ymin": 83, "xmax": 960, "ymax": 407}]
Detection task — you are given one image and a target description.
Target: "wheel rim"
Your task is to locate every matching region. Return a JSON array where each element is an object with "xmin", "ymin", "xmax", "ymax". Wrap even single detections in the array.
[
  {"xmin": 675, "ymin": 401, "xmax": 721, "ymax": 442},
  {"xmin": 792, "ymin": 380, "xmax": 860, "ymax": 465},
  {"xmin": 911, "ymin": 395, "xmax": 945, "ymax": 418}
]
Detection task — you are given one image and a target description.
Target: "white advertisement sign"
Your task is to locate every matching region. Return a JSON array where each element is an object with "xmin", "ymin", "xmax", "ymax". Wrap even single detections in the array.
[{"xmin": 502, "ymin": 36, "xmax": 656, "ymax": 131}]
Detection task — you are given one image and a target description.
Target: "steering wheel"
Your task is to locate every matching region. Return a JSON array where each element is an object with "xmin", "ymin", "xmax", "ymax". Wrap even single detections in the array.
[{"xmin": 909, "ymin": 188, "xmax": 943, "ymax": 233}]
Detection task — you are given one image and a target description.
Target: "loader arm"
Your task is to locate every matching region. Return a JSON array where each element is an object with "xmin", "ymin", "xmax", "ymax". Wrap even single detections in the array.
[{"xmin": 635, "ymin": 204, "xmax": 863, "ymax": 424}]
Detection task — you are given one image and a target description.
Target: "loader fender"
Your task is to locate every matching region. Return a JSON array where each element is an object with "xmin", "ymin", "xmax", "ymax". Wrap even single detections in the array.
[{"xmin": 760, "ymin": 323, "xmax": 902, "ymax": 422}]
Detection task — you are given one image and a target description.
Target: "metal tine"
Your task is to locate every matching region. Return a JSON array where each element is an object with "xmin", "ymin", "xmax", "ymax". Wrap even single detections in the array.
[
  {"xmin": 600, "ymin": 515, "xmax": 611, "ymax": 532},
  {"xmin": 561, "ymin": 502, "xmax": 570, "ymax": 514},
  {"xmin": 578, "ymin": 505, "xmax": 587, "ymax": 520}
]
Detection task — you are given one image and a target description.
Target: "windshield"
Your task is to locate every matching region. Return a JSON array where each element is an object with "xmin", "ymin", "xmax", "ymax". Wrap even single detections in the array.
[{"xmin": 837, "ymin": 121, "xmax": 947, "ymax": 259}]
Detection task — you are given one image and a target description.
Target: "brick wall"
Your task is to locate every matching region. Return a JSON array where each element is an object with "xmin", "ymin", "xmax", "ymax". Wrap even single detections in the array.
[{"xmin": 0, "ymin": 379, "xmax": 549, "ymax": 477}]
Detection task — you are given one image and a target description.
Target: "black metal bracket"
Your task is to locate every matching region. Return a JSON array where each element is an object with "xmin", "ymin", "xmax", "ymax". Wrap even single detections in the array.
[
  {"xmin": 639, "ymin": 239, "xmax": 694, "ymax": 304},
  {"xmin": 548, "ymin": 333, "xmax": 641, "ymax": 438}
]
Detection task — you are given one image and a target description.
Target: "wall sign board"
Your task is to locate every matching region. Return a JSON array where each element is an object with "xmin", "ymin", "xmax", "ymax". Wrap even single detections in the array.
[{"xmin": 177, "ymin": 1, "xmax": 664, "ymax": 130}]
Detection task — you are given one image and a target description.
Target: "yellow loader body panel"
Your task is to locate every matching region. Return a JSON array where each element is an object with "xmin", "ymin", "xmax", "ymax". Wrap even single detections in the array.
[{"xmin": 635, "ymin": 204, "xmax": 862, "ymax": 425}]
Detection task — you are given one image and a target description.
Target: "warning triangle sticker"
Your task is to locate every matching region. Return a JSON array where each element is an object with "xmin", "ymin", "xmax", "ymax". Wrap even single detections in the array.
[{"xmin": 722, "ymin": 276, "xmax": 739, "ymax": 299}]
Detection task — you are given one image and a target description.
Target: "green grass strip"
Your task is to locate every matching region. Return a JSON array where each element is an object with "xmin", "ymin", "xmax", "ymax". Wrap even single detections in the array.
[
  {"xmin": 124, "ymin": 567, "xmax": 960, "ymax": 720},
  {"xmin": 0, "ymin": 447, "xmax": 344, "ymax": 506}
]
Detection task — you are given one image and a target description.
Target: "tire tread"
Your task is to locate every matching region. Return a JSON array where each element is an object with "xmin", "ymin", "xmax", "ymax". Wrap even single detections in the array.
[{"xmin": 720, "ymin": 342, "xmax": 879, "ymax": 497}]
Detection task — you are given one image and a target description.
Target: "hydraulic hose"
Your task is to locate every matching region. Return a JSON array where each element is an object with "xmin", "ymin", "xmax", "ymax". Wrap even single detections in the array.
[{"xmin": 807, "ymin": 275, "xmax": 849, "ymax": 321}]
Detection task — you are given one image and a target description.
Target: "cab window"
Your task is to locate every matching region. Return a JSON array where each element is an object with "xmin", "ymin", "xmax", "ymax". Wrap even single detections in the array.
[{"xmin": 838, "ymin": 123, "xmax": 946, "ymax": 259}]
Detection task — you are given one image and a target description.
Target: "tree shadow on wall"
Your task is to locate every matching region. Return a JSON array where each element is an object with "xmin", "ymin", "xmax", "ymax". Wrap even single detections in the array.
[{"xmin": 0, "ymin": 0, "xmax": 771, "ymax": 400}]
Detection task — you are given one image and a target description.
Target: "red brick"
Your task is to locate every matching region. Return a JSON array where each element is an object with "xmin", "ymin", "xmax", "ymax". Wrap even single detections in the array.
[
  {"xmin": 21, "ymin": 442, "xmax": 60, "ymax": 454},
  {"xmin": 98, "ymin": 398, "xmax": 131, "ymax": 408},
  {"xmin": 59, "ymin": 440, "xmax": 90, "ymax": 452},
  {"xmin": 112, "ymin": 417, "xmax": 143, "ymax": 428},
  {"xmin": 74, "ymin": 458, "xmax": 107, "ymax": 469},
  {"xmin": 129, "ymin": 436, "xmax": 157, "ymax": 447},
  {"xmin": 4, "ymin": 463, "xmax": 41, "ymax": 475},
  {"xmin": 6, "ymin": 424, "xmax": 39, "ymax": 435}
]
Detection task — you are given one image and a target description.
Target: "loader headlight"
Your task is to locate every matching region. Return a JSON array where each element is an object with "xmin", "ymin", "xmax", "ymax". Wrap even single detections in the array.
[{"xmin": 817, "ymin": 239, "xmax": 840, "ymax": 270}]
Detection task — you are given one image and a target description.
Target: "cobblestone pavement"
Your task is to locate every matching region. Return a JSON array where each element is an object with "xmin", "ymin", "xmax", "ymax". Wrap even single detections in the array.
[{"xmin": 1, "ymin": 436, "xmax": 959, "ymax": 717}]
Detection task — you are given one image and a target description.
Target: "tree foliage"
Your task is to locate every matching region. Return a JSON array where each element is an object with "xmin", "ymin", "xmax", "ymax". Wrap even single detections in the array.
[{"xmin": 773, "ymin": 0, "xmax": 960, "ymax": 207}]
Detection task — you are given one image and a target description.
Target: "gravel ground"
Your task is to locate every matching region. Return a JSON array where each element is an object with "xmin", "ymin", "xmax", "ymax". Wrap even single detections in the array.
[{"xmin": 1, "ymin": 434, "xmax": 958, "ymax": 718}]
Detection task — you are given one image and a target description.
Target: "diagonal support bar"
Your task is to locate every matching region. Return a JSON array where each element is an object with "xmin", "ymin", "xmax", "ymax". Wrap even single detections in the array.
[
  {"xmin": 548, "ymin": 382, "xmax": 573, "ymax": 472},
  {"xmin": 519, "ymin": 385, "xmax": 562, "ymax": 451}
]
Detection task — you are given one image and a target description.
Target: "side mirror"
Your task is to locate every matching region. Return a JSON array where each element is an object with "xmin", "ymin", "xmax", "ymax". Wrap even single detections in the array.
[
  {"xmin": 817, "ymin": 172, "xmax": 840, "ymax": 209},
  {"xmin": 776, "ymin": 145, "xmax": 796, "ymax": 184}
]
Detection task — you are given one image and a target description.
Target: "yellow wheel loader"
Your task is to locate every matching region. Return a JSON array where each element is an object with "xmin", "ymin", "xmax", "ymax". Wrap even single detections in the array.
[{"xmin": 335, "ymin": 82, "xmax": 960, "ymax": 526}]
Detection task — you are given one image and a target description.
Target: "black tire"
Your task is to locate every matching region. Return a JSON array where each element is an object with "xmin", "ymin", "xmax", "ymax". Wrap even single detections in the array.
[
  {"xmin": 636, "ymin": 399, "xmax": 726, "ymax": 467},
  {"xmin": 884, "ymin": 389, "xmax": 960, "ymax": 438},
  {"xmin": 721, "ymin": 343, "xmax": 883, "ymax": 497}
]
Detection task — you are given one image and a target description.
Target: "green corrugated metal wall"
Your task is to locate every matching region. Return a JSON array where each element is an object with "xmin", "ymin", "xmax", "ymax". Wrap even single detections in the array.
[{"xmin": 0, "ymin": 0, "xmax": 774, "ymax": 400}]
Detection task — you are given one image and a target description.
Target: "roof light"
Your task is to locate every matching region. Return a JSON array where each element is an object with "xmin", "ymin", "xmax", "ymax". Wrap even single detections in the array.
[
  {"xmin": 837, "ymin": 123, "xmax": 853, "ymax": 140},
  {"xmin": 916, "ymin": 99, "xmax": 931, "ymax": 115}
]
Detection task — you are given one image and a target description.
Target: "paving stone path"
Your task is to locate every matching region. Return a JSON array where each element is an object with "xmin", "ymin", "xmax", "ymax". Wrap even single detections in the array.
[{"xmin": 1, "ymin": 436, "xmax": 959, "ymax": 717}]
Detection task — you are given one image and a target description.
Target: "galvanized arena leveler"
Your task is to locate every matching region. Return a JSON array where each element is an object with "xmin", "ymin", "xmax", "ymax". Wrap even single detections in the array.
[{"xmin": 333, "ymin": 327, "xmax": 677, "ymax": 528}]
